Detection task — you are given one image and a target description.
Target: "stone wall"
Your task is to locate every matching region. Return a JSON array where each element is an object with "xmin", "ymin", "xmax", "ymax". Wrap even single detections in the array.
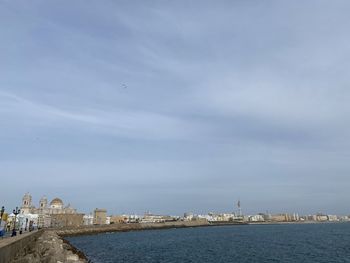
[
  {"xmin": 0, "ymin": 230, "xmax": 43, "ymax": 263},
  {"xmin": 57, "ymin": 220, "xmax": 210, "ymax": 236},
  {"xmin": 0, "ymin": 230, "xmax": 87, "ymax": 263},
  {"xmin": 51, "ymin": 213, "xmax": 84, "ymax": 228}
]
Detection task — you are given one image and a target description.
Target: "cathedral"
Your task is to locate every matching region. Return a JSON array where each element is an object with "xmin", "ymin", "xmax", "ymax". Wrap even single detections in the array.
[
  {"xmin": 20, "ymin": 193, "xmax": 83, "ymax": 228},
  {"xmin": 21, "ymin": 193, "xmax": 77, "ymax": 215}
]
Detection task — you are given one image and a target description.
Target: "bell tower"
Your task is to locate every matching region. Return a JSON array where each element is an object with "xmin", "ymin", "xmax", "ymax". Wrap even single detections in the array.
[
  {"xmin": 39, "ymin": 196, "xmax": 48, "ymax": 209},
  {"xmin": 21, "ymin": 192, "xmax": 32, "ymax": 214}
]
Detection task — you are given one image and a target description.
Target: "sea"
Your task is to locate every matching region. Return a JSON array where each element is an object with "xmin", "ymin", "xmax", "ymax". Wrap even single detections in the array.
[{"xmin": 67, "ymin": 223, "xmax": 350, "ymax": 263}]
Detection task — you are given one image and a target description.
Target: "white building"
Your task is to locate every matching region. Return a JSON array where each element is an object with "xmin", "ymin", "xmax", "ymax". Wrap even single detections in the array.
[
  {"xmin": 327, "ymin": 215, "xmax": 338, "ymax": 222},
  {"xmin": 17, "ymin": 213, "xmax": 38, "ymax": 230},
  {"xmin": 83, "ymin": 214, "xmax": 94, "ymax": 226},
  {"xmin": 248, "ymin": 214, "xmax": 265, "ymax": 222}
]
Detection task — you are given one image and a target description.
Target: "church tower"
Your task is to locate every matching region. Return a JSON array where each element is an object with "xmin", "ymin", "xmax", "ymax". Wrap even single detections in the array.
[
  {"xmin": 39, "ymin": 196, "xmax": 48, "ymax": 209},
  {"xmin": 21, "ymin": 193, "xmax": 32, "ymax": 214}
]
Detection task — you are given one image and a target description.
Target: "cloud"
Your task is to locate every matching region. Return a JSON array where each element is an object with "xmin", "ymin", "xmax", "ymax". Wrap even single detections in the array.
[
  {"xmin": 1, "ymin": 1, "xmax": 350, "ymax": 214},
  {"xmin": 0, "ymin": 91, "xmax": 198, "ymax": 141}
]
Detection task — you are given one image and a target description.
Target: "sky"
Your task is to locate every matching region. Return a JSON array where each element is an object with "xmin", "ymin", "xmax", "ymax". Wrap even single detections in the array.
[{"xmin": 1, "ymin": 1, "xmax": 350, "ymax": 216}]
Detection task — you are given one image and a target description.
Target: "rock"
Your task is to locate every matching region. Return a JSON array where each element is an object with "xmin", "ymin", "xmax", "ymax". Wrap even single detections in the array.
[
  {"xmin": 66, "ymin": 254, "xmax": 79, "ymax": 261},
  {"xmin": 12, "ymin": 230, "xmax": 87, "ymax": 263}
]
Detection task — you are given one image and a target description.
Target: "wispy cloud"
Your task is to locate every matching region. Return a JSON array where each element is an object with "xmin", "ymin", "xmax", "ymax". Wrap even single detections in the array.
[
  {"xmin": 1, "ymin": 1, "xmax": 350, "ymax": 214},
  {"xmin": 0, "ymin": 91, "xmax": 199, "ymax": 140}
]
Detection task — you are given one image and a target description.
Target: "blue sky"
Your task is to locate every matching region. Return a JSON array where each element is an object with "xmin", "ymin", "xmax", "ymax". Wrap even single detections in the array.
[{"xmin": 1, "ymin": 1, "xmax": 350, "ymax": 215}]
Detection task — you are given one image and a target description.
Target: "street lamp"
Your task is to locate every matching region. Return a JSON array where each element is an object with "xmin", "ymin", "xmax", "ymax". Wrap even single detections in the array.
[
  {"xmin": 11, "ymin": 207, "xmax": 20, "ymax": 237},
  {"xmin": 0, "ymin": 206, "xmax": 4, "ymax": 227},
  {"xmin": 25, "ymin": 218, "xmax": 28, "ymax": 231}
]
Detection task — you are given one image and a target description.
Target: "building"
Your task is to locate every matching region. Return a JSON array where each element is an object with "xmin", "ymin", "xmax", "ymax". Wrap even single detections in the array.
[
  {"xmin": 327, "ymin": 215, "xmax": 338, "ymax": 222},
  {"xmin": 21, "ymin": 193, "xmax": 77, "ymax": 215},
  {"xmin": 183, "ymin": 212, "xmax": 194, "ymax": 221},
  {"xmin": 38, "ymin": 214, "xmax": 51, "ymax": 228},
  {"xmin": 306, "ymin": 215, "xmax": 317, "ymax": 221},
  {"xmin": 270, "ymin": 214, "xmax": 288, "ymax": 222},
  {"xmin": 141, "ymin": 213, "xmax": 179, "ymax": 223},
  {"xmin": 110, "ymin": 215, "xmax": 128, "ymax": 224},
  {"xmin": 20, "ymin": 193, "xmax": 33, "ymax": 215},
  {"xmin": 316, "ymin": 214, "xmax": 328, "ymax": 222},
  {"xmin": 20, "ymin": 193, "xmax": 79, "ymax": 228},
  {"xmin": 206, "ymin": 213, "xmax": 236, "ymax": 222},
  {"xmin": 248, "ymin": 214, "xmax": 265, "ymax": 222},
  {"xmin": 93, "ymin": 208, "xmax": 107, "ymax": 225},
  {"xmin": 50, "ymin": 214, "xmax": 84, "ymax": 228},
  {"xmin": 83, "ymin": 214, "xmax": 94, "ymax": 225}
]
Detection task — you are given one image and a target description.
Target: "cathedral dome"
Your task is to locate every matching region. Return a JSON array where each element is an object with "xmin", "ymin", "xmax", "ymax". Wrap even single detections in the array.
[{"xmin": 50, "ymin": 198, "xmax": 64, "ymax": 208}]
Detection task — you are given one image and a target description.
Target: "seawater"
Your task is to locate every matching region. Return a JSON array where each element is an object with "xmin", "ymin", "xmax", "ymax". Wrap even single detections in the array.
[{"xmin": 67, "ymin": 223, "xmax": 350, "ymax": 263}]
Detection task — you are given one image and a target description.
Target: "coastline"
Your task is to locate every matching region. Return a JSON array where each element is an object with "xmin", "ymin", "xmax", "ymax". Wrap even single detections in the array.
[
  {"xmin": 57, "ymin": 220, "xmax": 346, "ymax": 238},
  {"xmin": 59, "ymin": 221, "xmax": 243, "ymax": 262},
  {"xmin": 59, "ymin": 221, "xmax": 348, "ymax": 262},
  {"xmin": 2, "ymin": 221, "xmax": 346, "ymax": 262},
  {"xmin": 57, "ymin": 221, "xmax": 214, "ymax": 237}
]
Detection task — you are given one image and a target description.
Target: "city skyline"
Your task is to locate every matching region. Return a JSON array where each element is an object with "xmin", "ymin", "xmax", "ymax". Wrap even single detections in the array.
[
  {"xmin": 1, "ymin": 1, "xmax": 350, "ymax": 215},
  {"xmin": 2, "ymin": 192, "xmax": 349, "ymax": 217}
]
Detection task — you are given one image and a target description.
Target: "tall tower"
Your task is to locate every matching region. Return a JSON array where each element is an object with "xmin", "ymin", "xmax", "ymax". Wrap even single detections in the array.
[
  {"xmin": 237, "ymin": 199, "xmax": 242, "ymax": 217},
  {"xmin": 39, "ymin": 196, "xmax": 48, "ymax": 209},
  {"xmin": 21, "ymin": 193, "xmax": 32, "ymax": 214}
]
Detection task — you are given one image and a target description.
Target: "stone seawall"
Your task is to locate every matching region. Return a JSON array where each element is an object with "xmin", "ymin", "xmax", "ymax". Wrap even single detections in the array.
[
  {"xmin": 0, "ymin": 230, "xmax": 87, "ymax": 263},
  {"xmin": 0, "ymin": 230, "xmax": 43, "ymax": 263},
  {"xmin": 57, "ymin": 221, "xmax": 210, "ymax": 237}
]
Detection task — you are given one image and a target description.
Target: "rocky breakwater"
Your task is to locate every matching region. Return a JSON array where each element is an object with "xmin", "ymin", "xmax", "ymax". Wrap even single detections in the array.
[
  {"xmin": 1, "ymin": 230, "xmax": 88, "ymax": 263},
  {"xmin": 57, "ymin": 220, "xmax": 210, "ymax": 237}
]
